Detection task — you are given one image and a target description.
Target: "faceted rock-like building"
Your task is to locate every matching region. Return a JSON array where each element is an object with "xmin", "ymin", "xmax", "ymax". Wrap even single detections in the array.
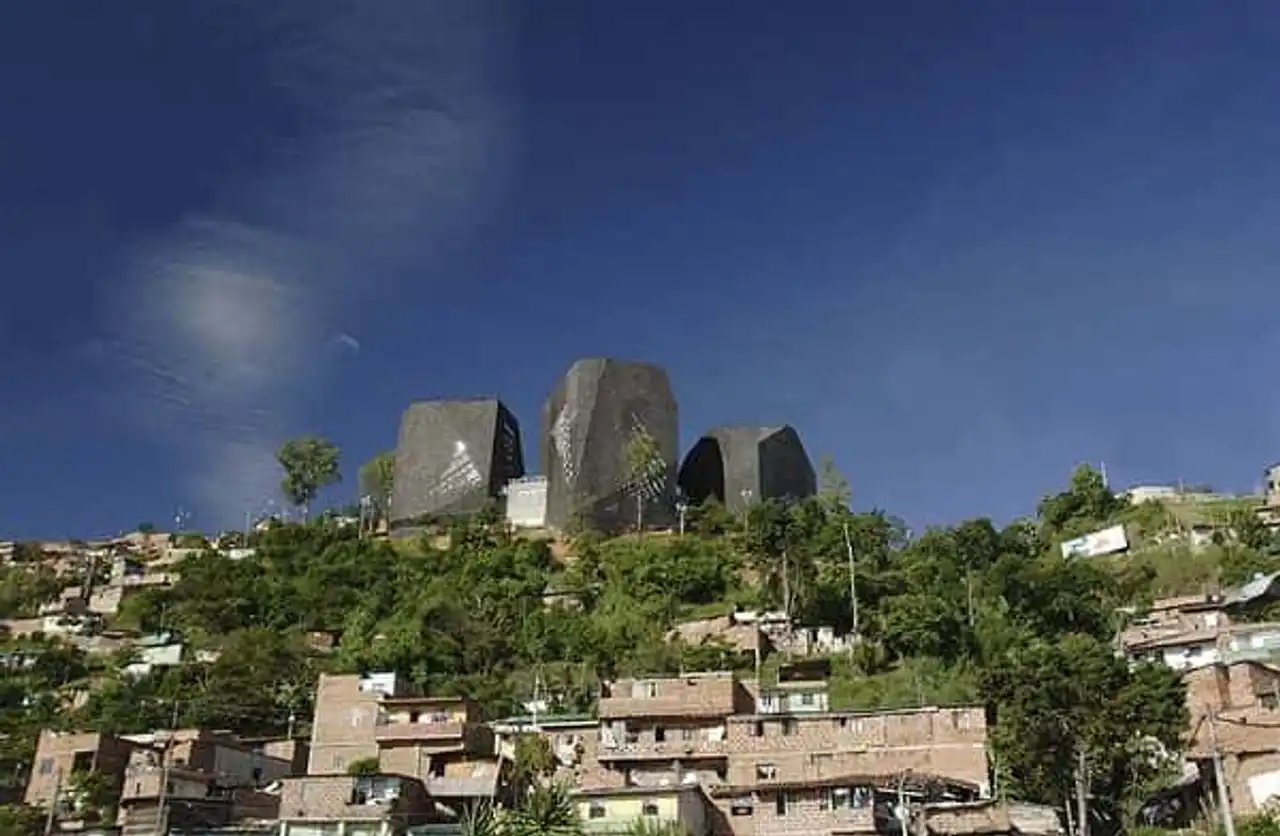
[
  {"xmin": 541, "ymin": 359, "xmax": 679, "ymax": 533},
  {"xmin": 677, "ymin": 425, "xmax": 816, "ymax": 514},
  {"xmin": 389, "ymin": 399, "xmax": 524, "ymax": 529}
]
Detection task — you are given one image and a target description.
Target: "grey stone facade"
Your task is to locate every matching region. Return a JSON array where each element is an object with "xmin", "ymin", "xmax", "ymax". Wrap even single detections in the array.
[
  {"xmin": 390, "ymin": 399, "xmax": 524, "ymax": 528},
  {"xmin": 541, "ymin": 359, "xmax": 679, "ymax": 533},
  {"xmin": 677, "ymin": 425, "xmax": 816, "ymax": 513}
]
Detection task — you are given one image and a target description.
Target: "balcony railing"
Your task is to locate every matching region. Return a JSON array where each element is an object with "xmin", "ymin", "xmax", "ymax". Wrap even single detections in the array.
[
  {"xmin": 373, "ymin": 718, "xmax": 465, "ymax": 742},
  {"xmin": 595, "ymin": 736, "xmax": 726, "ymax": 760}
]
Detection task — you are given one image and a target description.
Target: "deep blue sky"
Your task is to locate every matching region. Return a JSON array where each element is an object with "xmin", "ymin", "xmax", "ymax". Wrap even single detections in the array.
[{"xmin": 3, "ymin": 1, "xmax": 1280, "ymax": 539}]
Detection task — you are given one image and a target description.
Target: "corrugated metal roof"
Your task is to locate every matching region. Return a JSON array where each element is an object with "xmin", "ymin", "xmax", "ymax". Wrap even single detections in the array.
[{"xmin": 1226, "ymin": 572, "xmax": 1280, "ymax": 606}]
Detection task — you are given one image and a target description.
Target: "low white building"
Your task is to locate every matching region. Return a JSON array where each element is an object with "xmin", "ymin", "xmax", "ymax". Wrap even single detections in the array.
[{"xmin": 505, "ymin": 476, "xmax": 548, "ymax": 529}]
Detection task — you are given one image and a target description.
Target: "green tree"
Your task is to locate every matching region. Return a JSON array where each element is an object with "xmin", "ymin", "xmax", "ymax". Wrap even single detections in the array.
[
  {"xmin": 11, "ymin": 542, "xmax": 46, "ymax": 563},
  {"xmin": 347, "ymin": 757, "xmax": 380, "ymax": 776},
  {"xmin": 358, "ymin": 451, "xmax": 396, "ymax": 525},
  {"xmin": 67, "ymin": 769, "xmax": 118, "ymax": 821},
  {"xmin": 817, "ymin": 455, "xmax": 852, "ymax": 510},
  {"xmin": 0, "ymin": 563, "xmax": 68, "ymax": 618},
  {"xmin": 0, "ymin": 804, "xmax": 44, "ymax": 836},
  {"xmin": 511, "ymin": 733, "xmax": 557, "ymax": 797},
  {"xmin": 980, "ymin": 634, "xmax": 1185, "ymax": 828},
  {"xmin": 1037, "ymin": 464, "xmax": 1127, "ymax": 538},
  {"xmin": 277, "ymin": 436, "xmax": 342, "ymax": 520},
  {"xmin": 624, "ymin": 427, "xmax": 666, "ymax": 534}
]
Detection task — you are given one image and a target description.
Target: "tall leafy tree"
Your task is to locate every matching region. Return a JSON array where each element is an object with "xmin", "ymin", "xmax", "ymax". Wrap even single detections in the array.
[
  {"xmin": 358, "ymin": 450, "xmax": 397, "ymax": 524},
  {"xmin": 980, "ymin": 634, "xmax": 1185, "ymax": 830},
  {"xmin": 624, "ymin": 427, "xmax": 666, "ymax": 533},
  {"xmin": 277, "ymin": 436, "xmax": 342, "ymax": 520},
  {"xmin": 1037, "ymin": 464, "xmax": 1127, "ymax": 538},
  {"xmin": 817, "ymin": 454, "xmax": 852, "ymax": 510}
]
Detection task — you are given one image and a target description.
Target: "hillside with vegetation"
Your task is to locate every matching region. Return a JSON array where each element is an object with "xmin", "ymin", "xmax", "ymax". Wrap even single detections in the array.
[{"xmin": 6, "ymin": 454, "xmax": 1280, "ymax": 831}]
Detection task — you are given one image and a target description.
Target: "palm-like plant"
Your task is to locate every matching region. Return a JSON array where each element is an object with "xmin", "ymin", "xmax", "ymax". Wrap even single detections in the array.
[
  {"xmin": 461, "ymin": 783, "xmax": 583, "ymax": 836},
  {"xmin": 507, "ymin": 783, "xmax": 583, "ymax": 836},
  {"xmin": 460, "ymin": 800, "xmax": 504, "ymax": 836}
]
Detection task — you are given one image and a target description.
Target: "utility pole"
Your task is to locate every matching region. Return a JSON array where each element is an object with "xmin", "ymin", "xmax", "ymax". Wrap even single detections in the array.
[
  {"xmin": 155, "ymin": 701, "xmax": 180, "ymax": 836},
  {"xmin": 1209, "ymin": 711, "xmax": 1237, "ymax": 836},
  {"xmin": 531, "ymin": 673, "xmax": 542, "ymax": 732},
  {"xmin": 781, "ymin": 549, "xmax": 791, "ymax": 623},
  {"xmin": 1075, "ymin": 746, "xmax": 1089, "ymax": 836},
  {"xmin": 896, "ymin": 771, "xmax": 911, "ymax": 835},
  {"xmin": 842, "ymin": 522, "xmax": 859, "ymax": 639},
  {"xmin": 43, "ymin": 769, "xmax": 61, "ymax": 836}
]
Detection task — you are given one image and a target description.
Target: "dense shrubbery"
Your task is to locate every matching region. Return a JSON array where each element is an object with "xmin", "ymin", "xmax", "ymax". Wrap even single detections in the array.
[{"xmin": 7, "ymin": 464, "xmax": 1280, "ymax": 829}]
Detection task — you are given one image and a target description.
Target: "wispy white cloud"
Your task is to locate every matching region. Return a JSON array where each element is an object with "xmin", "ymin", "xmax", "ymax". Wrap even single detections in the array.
[{"xmin": 93, "ymin": 0, "xmax": 514, "ymax": 526}]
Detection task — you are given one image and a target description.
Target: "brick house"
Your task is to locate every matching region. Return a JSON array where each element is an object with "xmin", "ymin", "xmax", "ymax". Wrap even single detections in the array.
[
  {"xmin": 1183, "ymin": 660, "xmax": 1280, "ymax": 814},
  {"xmin": 277, "ymin": 772, "xmax": 439, "ymax": 836},
  {"xmin": 503, "ymin": 670, "xmax": 989, "ymax": 836},
  {"xmin": 595, "ymin": 672, "xmax": 752, "ymax": 791},
  {"xmin": 306, "ymin": 673, "xmax": 503, "ymax": 813},
  {"xmin": 25, "ymin": 730, "xmax": 135, "ymax": 822},
  {"xmin": 26, "ymin": 728, "xmax": 296, "ymax": 834}
]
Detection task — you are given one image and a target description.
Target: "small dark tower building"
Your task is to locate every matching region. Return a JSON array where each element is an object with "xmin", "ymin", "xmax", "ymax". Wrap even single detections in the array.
[
  {"xmin": 678, "ymin": 425, "xmax": 816, "ymax": 514},
  {"xmin": 541, "ymin": 358, "xmax": 679, "ymax": 533},
  {"xmin": 389, "ymin": 398, "xmax": 524, "ymax": 530}
]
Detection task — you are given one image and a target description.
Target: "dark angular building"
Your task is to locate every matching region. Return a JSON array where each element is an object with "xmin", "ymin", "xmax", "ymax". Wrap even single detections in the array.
[
  {"xmin": 389, "ymin": 398, "xmax": 524, "ymax": 529},
  {"xmin": 541, "ymin": 358, "xmax": 679, "ymax": 533},
  {"xmin": 677, "ymin": 425, "xmax": 816, "ymax": 514}
]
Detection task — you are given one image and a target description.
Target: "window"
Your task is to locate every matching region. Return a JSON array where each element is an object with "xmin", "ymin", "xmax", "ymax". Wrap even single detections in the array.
[
  {"xmin": 755, "ymin": 763, "xmax": 777, "ymax": 781},
  {"xmin": 780, "ymin": 718, "xmax": 796, "ymax": 736},
  {"xmin": 1263, "ymin": 694, "xmax": 1279, "ymax": 711},
  {"xmin": 775, "ymin": 791, "xmax": 789, "ymax": 816},
  {"xmin": 349, "ymin": 708, "xmax": 364, "ymax": 727},
  {"xmin": 730, "ymin": 796, "xmax": 754, "ymax": 816},
  {"xmin": 836, "ymin": 717, "xmax": 848, "ymax": 729},
  {"xmin": 38, "ymin": 759, "xmax": 53, "ymax": 776},
  {"xmin": 588, "ymin": 803, "xmax": 606, "ymax": 819},
  {"xmin": 752, "ymin": 721, "xmax": 764, "ymax": 737},
  {"xmin": 632, "ymin": 681, "xmax": 658, "ymax": 699},
  {"xmin": 800, "ymin": 693, "xmax": 814, "ymax": 706},
  {"xmin": 430, "ymin": 760, "xmax": 446, "ymax": 778},
  {"xmin": 409, "ymin": 711, "xmax": 421, "ymax": 723},
  {"xmin": 332, "ymin": 754, "xmax": 346, "ymax": 771},
  {"xmin": 642, "ymin": 801, "xmax": 660, "ymax": 816},
  {"xmin": 654, "ymin": 726, "xmax": 666, "ymax": 743}
]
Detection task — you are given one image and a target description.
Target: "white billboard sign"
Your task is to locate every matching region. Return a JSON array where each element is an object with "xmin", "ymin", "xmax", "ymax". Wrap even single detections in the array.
[{"xmin": 1060, "ymin": 524, "xmax": 1128, "ymax": 559}]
